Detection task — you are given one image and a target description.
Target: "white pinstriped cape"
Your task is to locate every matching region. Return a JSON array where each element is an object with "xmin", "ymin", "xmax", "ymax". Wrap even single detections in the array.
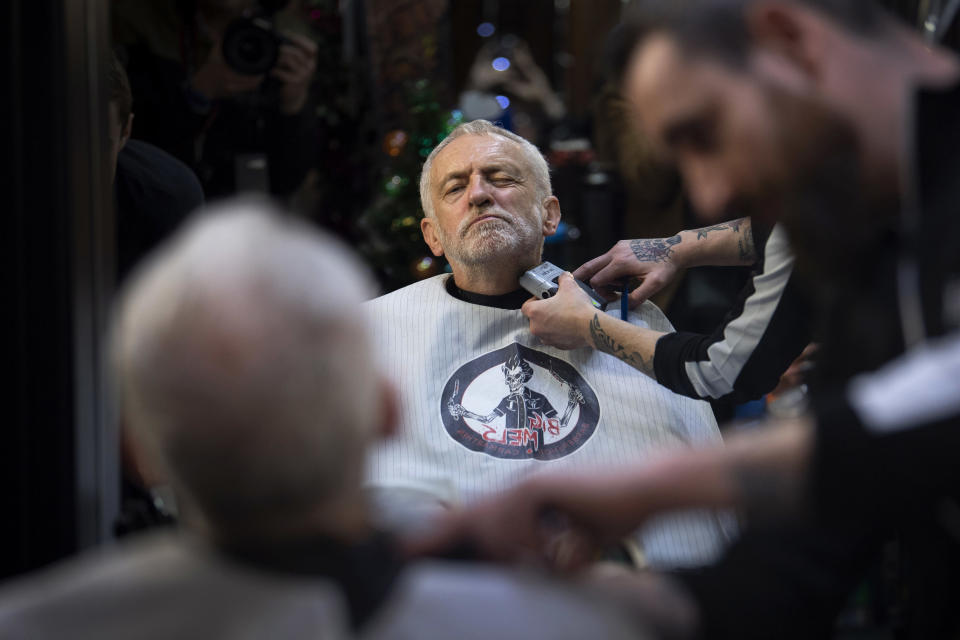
[{"xmin": 364, "ymin": 275, "xmax": 735, "ymax": 568}]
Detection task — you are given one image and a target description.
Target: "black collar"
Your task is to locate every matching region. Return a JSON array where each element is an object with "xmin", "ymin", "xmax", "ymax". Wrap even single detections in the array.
[{"xmin": 445, "ymin": 275, "xmax": 530, "ymax": 310}]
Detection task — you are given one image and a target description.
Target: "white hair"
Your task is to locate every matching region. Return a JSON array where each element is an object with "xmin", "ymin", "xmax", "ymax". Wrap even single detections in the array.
[
  {"xmin": 112, "ymin": 197, "xmax": 379, "ymax": 534},
  {"xmin": 419, "ymin": 119, "xmax": 553, "ymax": 218}
]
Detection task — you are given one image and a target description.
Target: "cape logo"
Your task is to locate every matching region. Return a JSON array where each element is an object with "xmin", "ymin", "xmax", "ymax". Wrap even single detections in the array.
[{"xmin": 440, "ymin": 343, "xmax": 600, "ymax": 460}]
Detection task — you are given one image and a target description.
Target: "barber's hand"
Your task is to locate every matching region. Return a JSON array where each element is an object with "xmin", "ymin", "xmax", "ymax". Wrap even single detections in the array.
[
  {"xmin": 574, "ymin": 238, "xmax": 682, "ymax": 308},
  {"xmin": 191, "ymin": 36, "xmax": 265, "ymax": 101},
  {"xmin": 272, "ymin": 32, "xmax": 317, "ymax": 114},
  {"xmin": 521, "ymin": 273, "xmax": 595, "ymax": 350},
  {"xmin": 407, "ymin": 470, "xmax": 653, "ymax": 571}
]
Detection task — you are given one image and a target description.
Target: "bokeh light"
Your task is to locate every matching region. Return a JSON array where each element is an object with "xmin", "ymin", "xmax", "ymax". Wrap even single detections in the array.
[
  {"xmin": 382, "ymin": 129, "xmax": 408, "ymax": 157},
  {"xmin": 495, "ymin": 95, "xmax": 510, "ymax": 109},
  {"xmin": 476, "ymin": 22, "xmax": 496, "ymax": 37},
  {"xmin": 491, "ymin": 57, "xmax": 511, "ymax": 71}
]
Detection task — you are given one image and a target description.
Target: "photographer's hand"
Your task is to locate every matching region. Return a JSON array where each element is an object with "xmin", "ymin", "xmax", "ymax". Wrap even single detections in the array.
[{"xmin": 273, "ymin": 32, "xmax": 318, "ymax": 115}]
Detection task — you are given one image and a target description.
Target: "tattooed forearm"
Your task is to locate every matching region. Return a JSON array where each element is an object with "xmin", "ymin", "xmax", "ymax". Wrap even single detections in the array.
[
  {"xmin": 630, "ymin": 235, "xmax": 682, "ymax": 264},
  {"xmin": 589, "ymin": 314, "xmax": 654, "ymax": 376}
]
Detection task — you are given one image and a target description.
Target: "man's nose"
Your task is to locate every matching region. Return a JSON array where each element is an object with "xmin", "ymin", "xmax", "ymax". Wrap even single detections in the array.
[
  {"xmin": 686, "ymin": 163, "xmax": 735, "ymax": 222},
  {"xmin": 467, "ymin": 175, "xmax": 493, "ymax": 208}
]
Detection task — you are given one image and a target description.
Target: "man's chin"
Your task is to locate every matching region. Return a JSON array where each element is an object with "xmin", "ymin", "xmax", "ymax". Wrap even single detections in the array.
[{"xmin": 460, "ymin": 229, "xmax": 517, "ymax": 262}]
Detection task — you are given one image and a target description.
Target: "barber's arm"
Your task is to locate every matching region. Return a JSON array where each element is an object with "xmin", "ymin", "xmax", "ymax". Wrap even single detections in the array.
[
  {"xmin": 522, "ymin": 273, "xmax": 665, "ymax": 378},
  {"xmin": 530, "ymin": 223, "xmax": 809, "ymax": 401},
  {"xmin": 575, "ymin": 217, "xmax": 756, "ymax": 307}
]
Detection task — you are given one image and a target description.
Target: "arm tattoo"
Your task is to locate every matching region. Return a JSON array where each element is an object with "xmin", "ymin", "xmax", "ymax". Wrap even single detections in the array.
[
  {"xmin": 589, "ymin": 314, "xmax": 654, "ymax": 376},
  {"xmin": 630, "ymin": 235, "xmax": 682, "ymax": 264},
  {"xmin": 695, "ymin": 217, "xmax": 745, "ymax": 240}
]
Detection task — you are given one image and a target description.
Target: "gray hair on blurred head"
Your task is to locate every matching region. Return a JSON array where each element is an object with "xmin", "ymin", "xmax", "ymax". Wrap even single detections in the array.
[{"xmin": 112, "ymin": 197, "xmax": 379, "ymax": 537}]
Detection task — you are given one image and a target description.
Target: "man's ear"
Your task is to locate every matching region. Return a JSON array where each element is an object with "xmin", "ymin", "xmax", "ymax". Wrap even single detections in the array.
[
  {"xmin": 746, "ymin": 2, "xmax": 825, "ymax": 83},
  {"xmin": 541, "ymin": 196, "xmax": 561, "ymax": 237},
  {"xmin": 120, "ymin": 113, "xmax": 134, "ymax": 151},
  {"xmin": 420, "ymin": 216, "xmax": 445, "ymax": 257}
]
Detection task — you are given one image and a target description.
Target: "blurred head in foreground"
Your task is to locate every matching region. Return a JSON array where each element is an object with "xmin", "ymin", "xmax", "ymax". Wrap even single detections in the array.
[
  {"xmin": 112, "ymin": 198, "xmax": 394, "ymax": 544},
  {"xmin": 612, "ymin": 0, "xmax": 958, "ymax": 269}
]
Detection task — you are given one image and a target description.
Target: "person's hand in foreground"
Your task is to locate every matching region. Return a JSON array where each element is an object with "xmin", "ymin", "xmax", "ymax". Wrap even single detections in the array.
[
  {"xmin": 409, "ymin": 417, "xmax": 813, "ymax": 570},
  {"xmin": 407, "ymin": 469, "xmax": 653, "ymax": 572}
]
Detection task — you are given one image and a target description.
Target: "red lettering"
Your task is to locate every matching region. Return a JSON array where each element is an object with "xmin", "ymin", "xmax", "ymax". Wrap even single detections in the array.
[
  {"xmin": 528, "ymin": 413, "xmax": 543, "ymax": 431},
  {"xmin": 483, "ymin": 426, "xmax": 540, "ymax": 451},
  {"xmin": 520, "ymin": 428, "xmax": 539, "ymax": 451},
  {"xmin": 546, "ymin": 418, "xmax": 561, "ymax": 436},
  {"xmin": 481, "ymin": 425, "xmax": 507, "ymax": 444}
]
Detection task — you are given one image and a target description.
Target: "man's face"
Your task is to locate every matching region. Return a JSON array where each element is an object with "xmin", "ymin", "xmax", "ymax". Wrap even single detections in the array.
[
  {"xmin": 626, "ymin": 33, "xmax": 875, "ymax": 271},
  {"xmin": 421, "ymin": 134, "xmax": 558, "ymax": 271},
  {"xmin": 626, "ymin": 35, "xmax": 795, "ymax": 223}
]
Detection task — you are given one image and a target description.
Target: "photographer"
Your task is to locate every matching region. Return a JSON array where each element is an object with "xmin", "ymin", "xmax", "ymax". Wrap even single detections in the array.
[{"xmin": 113, "ymin": 0, "xmax": 318, "ymax": 200}]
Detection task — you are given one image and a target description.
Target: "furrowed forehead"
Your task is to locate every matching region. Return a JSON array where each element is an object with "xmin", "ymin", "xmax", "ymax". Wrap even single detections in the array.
[{"xmin": 432, "ymin": 135, "xmax": 526, "ymax": 181}]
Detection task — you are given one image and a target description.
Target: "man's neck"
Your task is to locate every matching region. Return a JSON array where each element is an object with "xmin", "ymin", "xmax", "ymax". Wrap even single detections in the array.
[{"xmin": 449, "ymin": 261, "xmax": 535, "ymax": 296}]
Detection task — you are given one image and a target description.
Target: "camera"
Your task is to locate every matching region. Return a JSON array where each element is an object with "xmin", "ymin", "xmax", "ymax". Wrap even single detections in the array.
[{"xmin": 221, "ymin": 0, "xmax": 291, "ymax": 76}]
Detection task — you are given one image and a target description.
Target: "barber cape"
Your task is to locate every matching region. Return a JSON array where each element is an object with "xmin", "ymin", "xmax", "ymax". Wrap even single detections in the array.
[{"xmin": 364, "ymin": 275, "xmax": 734, "ymax": 568}]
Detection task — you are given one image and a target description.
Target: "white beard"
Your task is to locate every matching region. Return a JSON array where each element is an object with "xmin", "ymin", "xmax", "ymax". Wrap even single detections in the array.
[{"xmin": 440, "ymin": 212, "xmax": 542, "ymax": 268}]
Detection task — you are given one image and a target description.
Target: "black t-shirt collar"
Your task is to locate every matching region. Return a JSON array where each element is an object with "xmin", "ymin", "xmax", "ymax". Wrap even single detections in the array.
[{"xmin": 444, "ymin": 275, "xmax": 530, "ymax": 310}]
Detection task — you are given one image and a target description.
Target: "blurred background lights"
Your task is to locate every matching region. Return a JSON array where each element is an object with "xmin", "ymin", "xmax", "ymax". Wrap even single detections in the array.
[
  {"xmin": 491, "ymin": 57, "xmax": 510, "ymax": 71},
  {"xmin": 495, "ymin": 95, "xmax": 510, "ymax": 109},
  {"xmin": 476, "ymin": 22, "xmax": 496, "ymax": 38}
]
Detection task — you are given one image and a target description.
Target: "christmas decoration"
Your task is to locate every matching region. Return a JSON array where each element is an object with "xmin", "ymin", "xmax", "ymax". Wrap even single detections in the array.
[{"xmin": 360, "ymin": 79, "xmax": 463, "ymax": 292}]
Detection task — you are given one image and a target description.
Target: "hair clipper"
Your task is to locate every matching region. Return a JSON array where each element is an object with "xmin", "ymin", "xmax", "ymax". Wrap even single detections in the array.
[{"xmin": 519, "ymin": 261, "xmax": 608, "ymax": 311}]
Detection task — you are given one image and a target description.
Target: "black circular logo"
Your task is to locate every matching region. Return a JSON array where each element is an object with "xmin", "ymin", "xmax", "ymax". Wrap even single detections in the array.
[{"xmin": 440, "ymin": 343, "xmax": 600, "ymax": 460}]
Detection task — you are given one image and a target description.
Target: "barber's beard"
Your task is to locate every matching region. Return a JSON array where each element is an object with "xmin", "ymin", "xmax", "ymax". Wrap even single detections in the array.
[
  {"xmin": 755, "ymin": 88, "xmax": 898, "ymax": 284},
  {"xmin": 440, "ymin": 209, "xmax": 543, "ymax": 269}
]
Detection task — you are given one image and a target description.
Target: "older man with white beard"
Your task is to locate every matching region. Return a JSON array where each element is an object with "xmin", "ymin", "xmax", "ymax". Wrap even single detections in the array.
[{"xmin": 364, "ymin": 120, "xmax": 735, "ymax": 569}]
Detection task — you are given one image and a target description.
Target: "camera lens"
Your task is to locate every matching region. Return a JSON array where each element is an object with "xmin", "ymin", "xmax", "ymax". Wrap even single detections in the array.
[{"xmin": 222, "ymin": 17, "xmax": 280, "ymax": 76}]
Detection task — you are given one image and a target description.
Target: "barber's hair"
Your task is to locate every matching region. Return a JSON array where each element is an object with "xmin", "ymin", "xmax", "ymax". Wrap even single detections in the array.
[
  {"xmin": 112, "ymin": 198, "xmax": 379, "ymax": 535},
  {"xmin": 108, "ymin": 51, "xmax": 133, "ymax": 127},
  {"xmin": 419, "ymin": 119, "xmax": 552, "ymax": 218},
  {"xmin": 608, "ymin": 0, "xmax": 887, "ymax": 81}
]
